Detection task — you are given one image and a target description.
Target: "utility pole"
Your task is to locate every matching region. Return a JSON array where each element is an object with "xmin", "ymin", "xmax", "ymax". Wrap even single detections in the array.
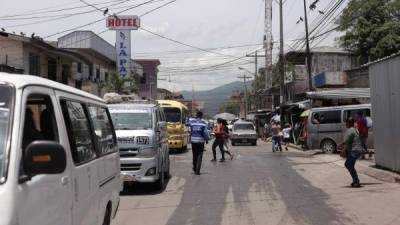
[
  {"xmin": 264, "ymin": 0, "xmax": 273, "ymax": 91},
  {"xmin": 255, "ymin": 51, "xmax": 258, "ymax": 108},
  {"xmin": 279, "ymin": 0, "xmax": 285, "ymax": 105},
  {"xmin": 303, "ymin": 0, "xmax": 313, "ymax": 91},
  {"xmin": 238, "ymin": 74, "xmax": 252, "ymax": 120}
]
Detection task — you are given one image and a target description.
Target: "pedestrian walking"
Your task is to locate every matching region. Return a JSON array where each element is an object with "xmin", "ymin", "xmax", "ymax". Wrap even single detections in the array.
[
  {"xmin": 187, "ymin": 111, "xmax": 209, "ymax": 175},
  {"xmin": 271, "ymin": 122, "xmax": 283, "ymax": 152},
  {"xmin": 222, "ymin": 119, "xmax": 234, "ymax": 160},
  {"xmin": 282, "ymin": 123, "xmax": 292, "ymax": 151},
  {"xmin": 212, "ymin": 118, "xmax": 226, "ymax": 162},
  {"xmin": 339, "ymin": 117, "xmax": 363, "ymax": 188},
  {"xmin": 262, "ymin": 122, "xmax": 269, "ymax": 141},
  {"xmin": 355, "ymin": 111, "xmax": 369, "ymax": 159}
]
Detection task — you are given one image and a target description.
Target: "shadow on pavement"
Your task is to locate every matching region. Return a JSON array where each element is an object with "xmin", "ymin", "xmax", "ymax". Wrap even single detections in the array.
[
  {"xmin": 120, "ymin": 177, "xmax": 171, "ymax": 196},
  {"xmin": 164, "ymin": 147, "xmax": 355, "ymax": 225}
]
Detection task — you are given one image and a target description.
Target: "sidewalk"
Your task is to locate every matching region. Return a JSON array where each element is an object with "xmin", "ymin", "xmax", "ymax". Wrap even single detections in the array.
[{"xmin": 288, "ymin": 144, "xmax": 400, "ymax": 183}]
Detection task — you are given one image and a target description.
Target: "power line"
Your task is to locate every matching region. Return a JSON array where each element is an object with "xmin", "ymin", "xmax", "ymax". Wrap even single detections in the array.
[
  {"xmin": 3, "ymin": 0, "xmax": 135, "ymax": 29},
  {"xmin": 2, "ymin": 0, "xmax": 177, "ymax": 65},
  {"xmin": 43, "ymin": 0, "xmax": 159, "ymax": 39},
  {"xmin": 0, "ymin": 0, "xmax": 129, "ymax": 20},
  {"xmin": 138, "ymin": 27, "xmax": 251, "ymax": 63}
]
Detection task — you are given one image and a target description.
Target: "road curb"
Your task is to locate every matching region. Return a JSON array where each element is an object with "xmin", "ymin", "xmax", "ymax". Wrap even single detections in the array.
[{"xmin": 288, "ymin": 145, "xmax": 400, "ymax": 183}]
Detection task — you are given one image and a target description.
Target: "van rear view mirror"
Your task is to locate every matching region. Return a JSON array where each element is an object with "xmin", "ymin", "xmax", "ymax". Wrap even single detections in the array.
[{"xmin": 23, "ymin": 141, "xmax": 67, "ymax": 177}]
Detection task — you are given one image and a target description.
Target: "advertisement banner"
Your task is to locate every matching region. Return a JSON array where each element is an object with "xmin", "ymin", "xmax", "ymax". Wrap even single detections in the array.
[{"xmin": 116, "ymin": 30, "xmax": 131, "ymax": 78}]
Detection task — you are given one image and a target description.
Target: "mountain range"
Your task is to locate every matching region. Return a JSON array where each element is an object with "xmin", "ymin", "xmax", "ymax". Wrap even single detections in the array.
[{"xmin": 181, "ymin": 81, "xmax": 245, "ymax": 117}]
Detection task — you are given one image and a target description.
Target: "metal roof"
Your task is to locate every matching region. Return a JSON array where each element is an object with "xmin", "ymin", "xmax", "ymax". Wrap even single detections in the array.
[{"xmin": 306, "ymin": 88, "xmax": 370, "ymax": 100}]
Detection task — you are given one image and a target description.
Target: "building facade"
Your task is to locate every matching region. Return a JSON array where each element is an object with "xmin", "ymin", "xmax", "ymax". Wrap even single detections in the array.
[
  {"xmin": 134, "ymin": 59, "xmax": 161, "ymax": 100},
  {"xmin": 0, "ymin": 31, "xmax": 89, "ymax": 87}
]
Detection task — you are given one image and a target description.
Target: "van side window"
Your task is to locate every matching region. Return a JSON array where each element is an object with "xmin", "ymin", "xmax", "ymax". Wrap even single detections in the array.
[
  {"xmin": 88, "ymin": 106, "xmax": 117, "ymax": 155},
  {"xmin": 60, "ymin": 100, "xmax": 96, "ymax": 164},
  {"xmin": 344, "ymin": 109, "xmax": 370, "ymax": 122},
  {"xmin": 22, "ymin": 95, "xmax": 58, "ymax": 150},
  {"xmin": 314, "ymin": 111, "xmax": 341, "ymax": 124}
]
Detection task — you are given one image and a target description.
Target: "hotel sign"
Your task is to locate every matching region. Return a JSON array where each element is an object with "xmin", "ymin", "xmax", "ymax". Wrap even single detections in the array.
[
  {"xmin": 116, "ymin": 30, "xmax": 131, "ymax": 78},
  {"xmin": 107, "ymin": 16, "xmax": 140, "ymax": 30},
  {"xmin": 107, "ymin": 15, "xmax": 140, "ymax": 78}
]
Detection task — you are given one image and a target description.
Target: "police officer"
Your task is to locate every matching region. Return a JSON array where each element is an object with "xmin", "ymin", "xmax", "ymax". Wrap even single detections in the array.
[{"xmin": 187, "ymin": 111, "xmax": 209, "ymax": 175}]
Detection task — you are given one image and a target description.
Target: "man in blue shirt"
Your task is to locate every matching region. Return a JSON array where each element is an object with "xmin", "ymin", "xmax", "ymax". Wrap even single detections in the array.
[{"xmin": 187, "ymin": 111, "xmax": 209, "ymax": 175}]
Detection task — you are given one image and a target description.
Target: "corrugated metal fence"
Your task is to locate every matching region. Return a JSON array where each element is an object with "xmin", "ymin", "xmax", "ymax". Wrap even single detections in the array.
[{"xmin": 370, "ymin": 55, "xmax": 400, "ymax": 172}]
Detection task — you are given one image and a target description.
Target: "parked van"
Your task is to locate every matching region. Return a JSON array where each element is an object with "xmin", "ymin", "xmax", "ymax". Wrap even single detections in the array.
[
  {"xmin": 108, "ymin": 102, "xmax": 169, "ymax": 191},
  {"xmin": 306, "ymin": 104, "xmax": 372, "ymax": 153},
  {"xmin": 0, "ymin": 74, "xmax": 120, "ymax": 225}
]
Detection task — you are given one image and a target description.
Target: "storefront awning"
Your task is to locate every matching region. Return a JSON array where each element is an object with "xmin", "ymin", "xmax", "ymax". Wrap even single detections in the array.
[{"xmin": 306, "ymin": 88, "xmax": 370, "ymax": 100}]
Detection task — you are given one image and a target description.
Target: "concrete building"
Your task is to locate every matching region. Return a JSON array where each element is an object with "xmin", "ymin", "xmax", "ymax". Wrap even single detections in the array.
[
  {"xmin": 134, "ymin": 59, "xmax": 161, "ymax": 100},
  {"xmin": 344, "ymin": 66, "xmax": 369, "ymax": 88},
  {"xmin": 0, "ymin": 31, "xmax": 89, "ymax": 87},
  {"xmin": 284, "ymin": 46, "xmax": 357, "ymax": 102},
  {"xmin": 57, "ymin": 31, "xmax": 145, "ymax": 96}
]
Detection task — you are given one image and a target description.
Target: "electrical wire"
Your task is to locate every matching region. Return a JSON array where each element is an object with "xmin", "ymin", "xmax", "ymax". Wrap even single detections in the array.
[{"xmin": 139, "ymin": 27, "xmax": 251, "ymax": 63}]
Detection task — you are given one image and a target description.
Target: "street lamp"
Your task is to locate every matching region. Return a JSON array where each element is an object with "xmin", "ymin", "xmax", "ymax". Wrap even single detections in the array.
[{"xmin": 238, "ymin": 67, "xmax": 254, "ymax": 77}]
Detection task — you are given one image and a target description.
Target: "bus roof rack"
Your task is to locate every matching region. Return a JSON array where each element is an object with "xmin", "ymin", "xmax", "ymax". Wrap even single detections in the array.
[{"xmin": 104, "ymin": 93, "xmax": 157, "ymax": 105}]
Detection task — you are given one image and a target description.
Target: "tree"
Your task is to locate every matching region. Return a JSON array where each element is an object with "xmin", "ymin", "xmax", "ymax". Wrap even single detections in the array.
[
  {"xmin": 338, "ymin": 0, "xmax": 400, "ymax": 64},
  {"xmin": 219, "ymin": 99, "xmax": 240, "ymax": 116},
  {"xmin": 103, "ymin": 72, "xmax": 138, "ymax": 94}
]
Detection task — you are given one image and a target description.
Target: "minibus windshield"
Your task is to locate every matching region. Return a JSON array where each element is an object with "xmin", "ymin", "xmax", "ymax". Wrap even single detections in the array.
[
  {"xmin": 163, "ymin": 107, "xmax": 181, "ymax": 124},
  {"xmin": 0, "ymin": 85, "xmax": 13, "ymax": 183},
  {"xmin": 111, "ymin": 111, "xmax": 153, "ymax": 130}
]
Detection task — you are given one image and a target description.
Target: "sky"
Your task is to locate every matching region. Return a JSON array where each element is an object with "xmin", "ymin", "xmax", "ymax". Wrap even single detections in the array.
[{"xmin": 1, "ymin": 0, "xmax": 348, "ymax": 91}]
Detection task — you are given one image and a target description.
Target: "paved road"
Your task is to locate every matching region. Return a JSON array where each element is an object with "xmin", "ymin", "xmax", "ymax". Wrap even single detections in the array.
[{"xmin": 113, "ymin": 141, "xmax": 400, "ymax": 225}]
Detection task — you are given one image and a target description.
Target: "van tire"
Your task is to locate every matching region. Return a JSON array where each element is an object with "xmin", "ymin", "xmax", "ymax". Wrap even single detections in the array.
[
  {"xmin": 102, "ymin": 204, "xmax": 112, "ymax": 225},
  {"xmin": 321, "ymin": 139, "xmax": 336, "ymax": 154},
  {"xmin": 155, "ymin": 164, "xmax": 165, "ymax": 191}
]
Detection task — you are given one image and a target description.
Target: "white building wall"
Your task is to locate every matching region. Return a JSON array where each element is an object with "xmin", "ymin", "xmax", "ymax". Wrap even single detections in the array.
[{"xmin": 0, "ymin": 40, "xmax": 24, "ymax": 69}]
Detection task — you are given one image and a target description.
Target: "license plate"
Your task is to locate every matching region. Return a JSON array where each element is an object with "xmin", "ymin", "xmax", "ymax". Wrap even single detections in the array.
[{"xmin": 122, "ymin": 174, "xmax": 135, "ymax": 181}]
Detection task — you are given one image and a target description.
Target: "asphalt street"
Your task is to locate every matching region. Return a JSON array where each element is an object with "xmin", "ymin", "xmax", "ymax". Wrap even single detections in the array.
[{"xmin": 113, "ymin": 141, "xmax": 400, "ymax": 225}]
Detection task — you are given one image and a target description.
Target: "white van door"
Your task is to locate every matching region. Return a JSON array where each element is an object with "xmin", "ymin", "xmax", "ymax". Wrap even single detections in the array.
[
  {"xmin": 59, "ymin": 99, "xmax": 100, "ymax": 225},
  {"xmin": 17, "ymin": 87, "xmax": 72, "ymax": 225}
]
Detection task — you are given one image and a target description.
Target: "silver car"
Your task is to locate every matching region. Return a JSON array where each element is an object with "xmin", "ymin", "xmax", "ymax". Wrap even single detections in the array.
[
  {"xmin": 109, "ymin": 103, "xmax": 169, "ymax": 191},
  {"xmin": 230, "ymin": 120, "xmax": 258, "ymax": 146}
]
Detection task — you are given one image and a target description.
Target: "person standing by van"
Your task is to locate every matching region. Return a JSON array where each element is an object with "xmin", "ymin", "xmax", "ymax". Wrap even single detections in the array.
[
  {"xmin": 187, "ymin": 111, "xmax": 209, "ymax": 175},
  {"xmin": 340, "ymin": 117, "xmax": 363, "ymax": 188},
  {"xmin": 355, "ymin": 111, "xmax": 369, "ymax": 158},
  {"xmin": 212, "ymin": 118, "xmax": 226, "ymax": 162}
]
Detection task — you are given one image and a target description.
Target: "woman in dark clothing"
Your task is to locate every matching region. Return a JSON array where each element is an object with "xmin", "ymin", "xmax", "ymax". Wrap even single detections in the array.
[{"xmin": 212, "ymin": 118, "xmax": 226, "ymax": 162}]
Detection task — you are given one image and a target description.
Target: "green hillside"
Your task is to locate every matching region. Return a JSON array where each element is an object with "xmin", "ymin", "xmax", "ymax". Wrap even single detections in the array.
[{"xmin": 181, "ymin": 81, "xmax": 247, "ymax": 116}]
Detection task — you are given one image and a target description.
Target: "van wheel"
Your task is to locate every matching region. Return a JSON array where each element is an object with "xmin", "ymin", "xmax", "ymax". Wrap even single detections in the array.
[
  {"xmin": 102, "ymin": 204, "xmax": 111, "ymax": 225},
  {"xmin": 155, "ymin": 164, "xmax": 165, "ymax": 191},
  {"xmin": 321, "ymin": 139, "xmax": 336, "ymax": 154}
]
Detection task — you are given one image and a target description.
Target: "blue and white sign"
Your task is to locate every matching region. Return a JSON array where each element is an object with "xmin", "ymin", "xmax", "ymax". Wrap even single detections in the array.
[{"xmin": 116, "ymin": 30, "xmax": 131, "ymax": 78}]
